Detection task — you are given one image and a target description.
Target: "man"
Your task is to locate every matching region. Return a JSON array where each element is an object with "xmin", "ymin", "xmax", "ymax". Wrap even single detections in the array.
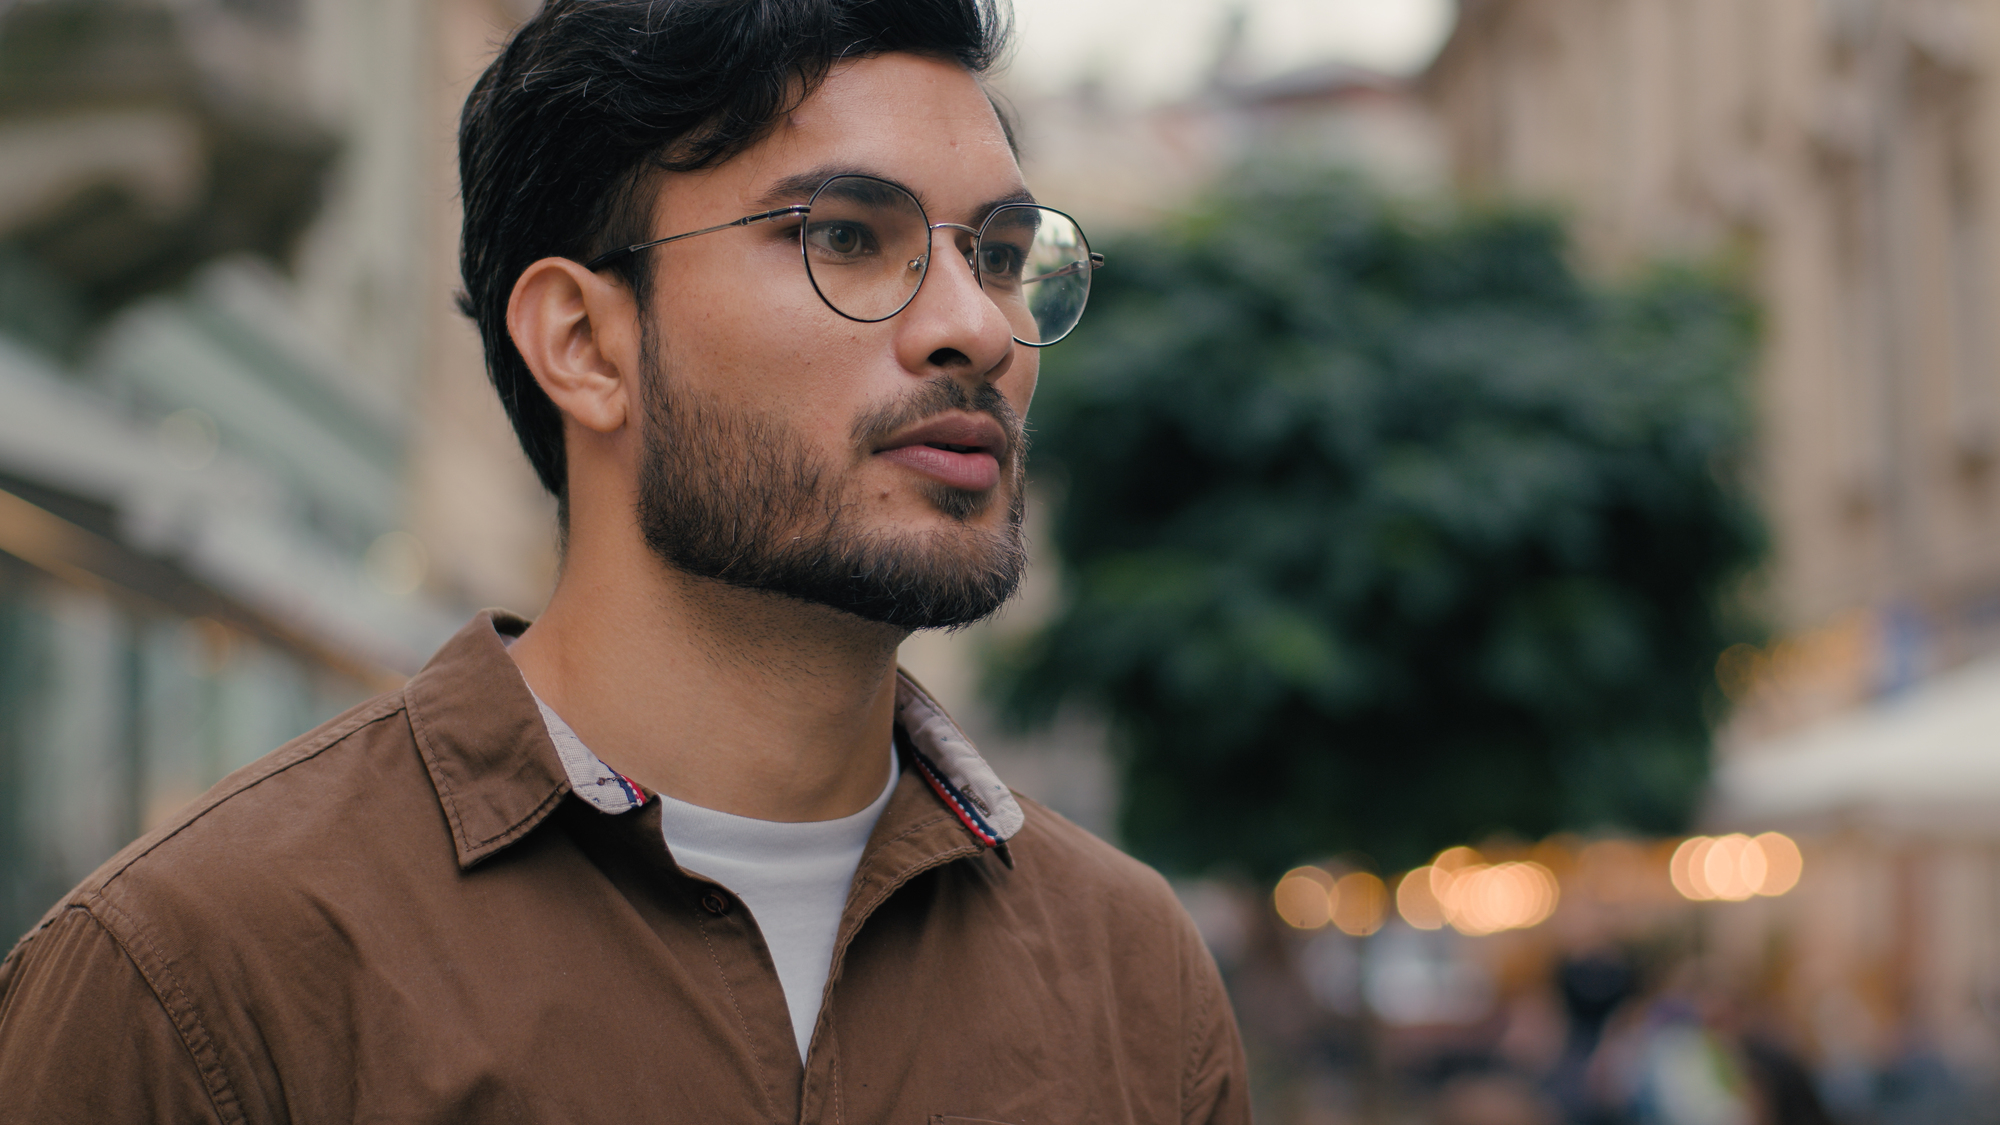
[{"xmin": 0, "ymin": 1, "xmax": 1250, "ymax": 1121}]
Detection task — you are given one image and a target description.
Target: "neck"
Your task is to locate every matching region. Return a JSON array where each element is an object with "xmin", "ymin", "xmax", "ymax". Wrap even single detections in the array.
[{"xmin": 508, "ymin": 521, "xmax": 905, "ymax": 822}]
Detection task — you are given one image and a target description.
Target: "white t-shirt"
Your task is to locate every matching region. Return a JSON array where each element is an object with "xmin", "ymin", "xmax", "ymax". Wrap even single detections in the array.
[{"xmin": 532, "ymin": 700, "xmax": 897, "ymax": 1063}]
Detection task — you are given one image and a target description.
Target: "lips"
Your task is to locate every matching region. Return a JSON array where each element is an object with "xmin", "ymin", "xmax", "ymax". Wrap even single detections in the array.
[{"xmin": 874, "ymin": 413, "xmax": 1008, "ymax": 492}]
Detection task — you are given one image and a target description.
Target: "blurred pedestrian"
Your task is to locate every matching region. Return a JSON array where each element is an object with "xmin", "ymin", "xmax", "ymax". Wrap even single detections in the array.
[
  {"xmin": 1550, "ymin": 949, "xmax": 1641, "ymax": 1124},
  {"xmin": 1739, "ymin": 1035, "xmax": 1837, "ymax": 1125}
]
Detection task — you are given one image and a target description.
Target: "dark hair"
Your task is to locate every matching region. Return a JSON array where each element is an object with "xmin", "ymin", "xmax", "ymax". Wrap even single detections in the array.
[{"xmin": 458, "ymin": 0, "xmax": 1013, "ymax": 504}]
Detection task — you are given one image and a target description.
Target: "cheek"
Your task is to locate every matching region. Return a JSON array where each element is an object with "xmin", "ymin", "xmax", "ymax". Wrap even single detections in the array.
[
  {"xmin": 655, "ymin": 292, "xmax": 883, "ymax": 454},
  {"xmin": 1003, "ymin": 346, "xmax": 1039, "ymax": 417},
  {"xmin": 654, "ymin": 268, "xmax": 832, "ymax": 403}
]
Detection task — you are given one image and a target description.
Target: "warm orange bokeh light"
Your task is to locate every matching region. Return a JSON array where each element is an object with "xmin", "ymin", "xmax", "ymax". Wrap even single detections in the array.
[
  {"xmin": 1274, "ymin": 866, "xmax": 1336, "ymax": 929},
  {"xmin": 1433, "ymin": 846, "xmax": 1482, "ymax": 874},
  {"xmin": 1704, "ymin": 834, "xmax": 1762, "ymax": 900},
  {"xmin": 1671, "ymin": 832, "xmax": 1803, "ymax": 900},
  {"xmin": 1754, "ymin": 832, "xmax": 1803, "ymax": 895},
  {"xmin": 1331, "ymin": 872, "xmax": 1388, "ymax": 936},
  {"xmin": 1396, "ymin": 866, "xmax": 1448, "ymax": 930},
  {"xmin": 1669, "ymin": 836, "xmax": 1712, "ymax": 899},
  {"xmin": 1435, "ymin": 861, "xmax": 1560, "ymax": 935},
  {"xmin": 1394, "ymin": 848, "xmax": 1559, "ymax": 936}
]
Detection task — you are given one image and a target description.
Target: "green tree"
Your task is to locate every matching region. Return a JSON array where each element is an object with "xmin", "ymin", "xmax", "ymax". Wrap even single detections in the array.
[{"xmin": 992, "ymin": 174, "xmax": 1764, "ymax": 878}]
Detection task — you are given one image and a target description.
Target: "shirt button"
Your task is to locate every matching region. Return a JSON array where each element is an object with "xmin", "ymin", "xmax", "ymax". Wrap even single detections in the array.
[{"xmin": 701, "ymin": 892, "xmax": 730, "ymax": 916}]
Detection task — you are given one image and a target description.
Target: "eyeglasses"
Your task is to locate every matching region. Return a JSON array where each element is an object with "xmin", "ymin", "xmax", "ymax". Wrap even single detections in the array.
[{"xmin": 583, "ymin": 174, "xmax": 1104, "ymax": 347}]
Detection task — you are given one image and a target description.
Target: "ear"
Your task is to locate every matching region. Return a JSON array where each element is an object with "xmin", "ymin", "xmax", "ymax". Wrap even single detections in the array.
[{"xmin": 506, "ymin": 257, "xmax": 643, "ymax": 435}]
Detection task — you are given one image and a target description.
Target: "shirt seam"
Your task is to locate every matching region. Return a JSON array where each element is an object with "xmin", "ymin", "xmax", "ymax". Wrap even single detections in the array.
[
  {"xmin": 695, "ymin": 914, "xmax": 776, "ymax": 1107},
  {"xmin": 405, "ymin": 684, "xmax": 475, "ymax": 852},
  {"xmin": 94, "ymin": 696, "xmax": 407, "ymax": 895},
  {"xmin": 1181, "ymin": 934, "xmax": 1210, "ymax": 1124},
  {"xmin": 82, "ymin": 897, "xmax": 245, "ymax": 1125},
  {"xmin": 824, "ymin": 842, "xmax": 982, "ymax": 1012},
  {"xmin": 406, "ymin": 686, "xmax": 567, "ymax": 856},
  {"xmin": 839, "ymin": 813, "xmax": 962, "ymax": 916},
  {"xmin": 858, "ymin": 812, "xmax": 955, "ymax": 859},
  {"xmin": 833, "ymin": 1028, "xmax": 845, "ymax": 1125},
  {"xmin": 804, "ymin": 834, "xmax": 980, "ymax": 1122}
]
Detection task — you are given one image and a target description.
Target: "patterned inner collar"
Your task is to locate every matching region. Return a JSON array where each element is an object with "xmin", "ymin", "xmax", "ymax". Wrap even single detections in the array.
[{"xmin": 522, "ymin": 673, "xmax": 1025, "ymax": 850}]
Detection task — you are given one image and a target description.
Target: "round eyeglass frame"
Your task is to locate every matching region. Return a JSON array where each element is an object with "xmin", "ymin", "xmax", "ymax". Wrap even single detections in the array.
[{"xmin": 582, "ymin": 174, "xmax": 1105, "ymax": 347}]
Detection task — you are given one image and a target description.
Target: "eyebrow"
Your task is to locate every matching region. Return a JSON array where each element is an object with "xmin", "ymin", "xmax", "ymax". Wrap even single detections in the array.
[{"xmin": 753, "ymin": 164, "xmax": 1039, "ymax": 223}]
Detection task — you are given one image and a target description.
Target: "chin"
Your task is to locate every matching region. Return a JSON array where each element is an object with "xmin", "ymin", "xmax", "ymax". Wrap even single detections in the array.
[{"xmin": 918, "ymin": 481, "xmax": 1003, "ymax": 524}]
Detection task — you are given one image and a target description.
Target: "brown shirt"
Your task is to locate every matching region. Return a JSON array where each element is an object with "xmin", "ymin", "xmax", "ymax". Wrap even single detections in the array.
[{"xmin": 0, "ymin": 613, "xmax": 1251, "ymax": 1124}]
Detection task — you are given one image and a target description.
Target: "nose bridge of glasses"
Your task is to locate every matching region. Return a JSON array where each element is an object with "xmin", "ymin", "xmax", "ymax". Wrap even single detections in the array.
[
  {"xmin": 905, "ymin": 220, "xmax": 1012, "ymax": 337},
  {"xmin": 928, "ymin": 221, "xmax": 982, "ymax": 263},
  {"xmin": 913, "ymin": 220, "xmax": 980, "ymax": 275}
]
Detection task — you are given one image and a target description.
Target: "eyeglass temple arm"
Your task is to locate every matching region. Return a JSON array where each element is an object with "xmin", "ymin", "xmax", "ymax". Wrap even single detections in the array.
[
  {"xmin": 1019, "ymin": 252, "xmax": 1107, "ymax": 286},
  {"xmin": 583, "ymin": 205, "xmax": 812, "ymax": 271}
]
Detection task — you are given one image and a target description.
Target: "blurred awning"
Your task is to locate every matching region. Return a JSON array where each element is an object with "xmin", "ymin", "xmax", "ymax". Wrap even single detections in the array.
[
  {"xmin": 1713, "ymin": 654, "xmax": 2000, "ymax": 835},
  {"xmin": 0, "ymin": 332, "xmax": 459, "ymax": 679},
  {"xmin": 0, "ymin": 482, "xmax": 401, "ymax": 690}
]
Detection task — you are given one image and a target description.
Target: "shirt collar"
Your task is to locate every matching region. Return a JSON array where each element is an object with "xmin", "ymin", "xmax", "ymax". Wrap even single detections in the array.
[
  {"xmin": 400, "ymin": 611, "xmax": 1025, "ymax": 869},
  {"xmin": 893, "ymin": 673, "xmax": 1025, "ymax": 846},
  {"xmin": 533, "ymin": 693, "xmax": 650, "ymax": 814}
]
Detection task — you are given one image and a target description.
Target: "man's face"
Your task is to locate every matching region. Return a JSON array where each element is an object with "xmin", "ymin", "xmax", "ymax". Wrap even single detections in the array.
[{"xmin": 630, "ymin": 52, "xmax": 1034, "ymax": 631}]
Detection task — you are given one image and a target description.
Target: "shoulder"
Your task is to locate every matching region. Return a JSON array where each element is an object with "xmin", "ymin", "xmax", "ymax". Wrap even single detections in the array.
[
  {"xmin": 25, "ymin": 689, "xmax": 423, "ymax": 950},
  {"xmin": 985, "ymin": 793, "xmax": 1251, "ymax": 1121},
  {"xmin": 1006, "ymin": 793, "xmax": 1163, "ymax": 886},
  {"xmin": 0, "ymin": 906, "xmax": 224, "ymax": 1120},
  {"xmin": 999, "ymin": 792, "xmax": 1199, "ymax": 939}
]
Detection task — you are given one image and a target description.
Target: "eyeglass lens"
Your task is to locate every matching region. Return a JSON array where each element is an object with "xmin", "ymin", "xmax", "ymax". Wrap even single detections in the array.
[{"xmin": 801, "ymin": 176, "xmax": 1094, "ymax": 346}]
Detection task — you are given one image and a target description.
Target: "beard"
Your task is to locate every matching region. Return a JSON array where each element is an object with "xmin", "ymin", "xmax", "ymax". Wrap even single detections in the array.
[{"xmin": 634, "ymin": 343, "xmax": 1028, "ymax": 632}]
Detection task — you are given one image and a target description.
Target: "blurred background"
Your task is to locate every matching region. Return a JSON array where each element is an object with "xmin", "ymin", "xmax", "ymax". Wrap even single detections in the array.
[{"xmin": 1, "ymin": 1, "xmax": 1997, "ymax": 1122}]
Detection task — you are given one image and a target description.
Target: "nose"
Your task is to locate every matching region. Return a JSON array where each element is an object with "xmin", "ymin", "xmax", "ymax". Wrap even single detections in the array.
[{"xmin": 890, "ymin": 223, "xmax": 1016, "ymax": 383}]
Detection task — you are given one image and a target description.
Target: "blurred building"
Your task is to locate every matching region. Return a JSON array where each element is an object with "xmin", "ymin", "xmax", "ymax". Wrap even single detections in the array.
[
  {"xmin": 0, "ymin": 0, "xmax": 551, "ymax": 939},
  {"xmin": 1426, "ymin": 0, "xmax": 2000, "ymax": 1109},
  {"xmin": 1006, "ymin": 14, "xmax": 1448, "ymax": 236},
  {"xmin": 1429, "ymin": 0, "xmax": 2000, "ymax": 718}
]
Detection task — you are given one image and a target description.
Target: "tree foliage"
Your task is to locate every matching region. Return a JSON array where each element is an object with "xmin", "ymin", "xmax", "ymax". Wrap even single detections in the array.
[{"xmin": 991, "ymin": 174, "xmax": 1764, "ymax": 878}]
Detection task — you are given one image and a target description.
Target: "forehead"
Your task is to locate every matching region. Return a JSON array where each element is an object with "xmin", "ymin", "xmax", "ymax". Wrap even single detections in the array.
[{"xmin": 699, "ymin": 52, "xmax": 1024, "ymax": 214}]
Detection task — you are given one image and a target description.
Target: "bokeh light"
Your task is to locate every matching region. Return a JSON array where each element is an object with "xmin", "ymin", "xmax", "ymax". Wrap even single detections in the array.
[
  {"xmin": 1274, "ymin": 865, "xmax": 1336, "ymax": 929},
  {"xmin": 1390, "ymin": 847, "xmax": 1559, "ymax": 936},
  {"xmin": 1395, "ymin": 865, "xmax": 1448, "ymax": 930},
  {"xmin": 1754, "ymin": 831, "xmax": 1804, "ymax": 895},
  {"xmin": 1283, "ymin": 832, "xmax": 1801, "ymax": 937},
  {"xmin": 1330, "ymin": 871, "xmax": 1388, "ymax": 936},
  {"xmin": 1670, "ymin": 832, "xmax": 1803, "ymax": 901},
  {"xmin": 1434, "ymin": 860, "xmax": 1559, "ymax": 936}
]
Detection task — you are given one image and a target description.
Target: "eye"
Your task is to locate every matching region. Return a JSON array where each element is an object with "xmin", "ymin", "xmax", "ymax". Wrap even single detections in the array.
[
  {"xmin": 977, "ymin": 242, "xmax": 1025, "ymax": 278},
  {"xmin": 807, "ymin": 221, "xmax": 874, "ymax": 258}
]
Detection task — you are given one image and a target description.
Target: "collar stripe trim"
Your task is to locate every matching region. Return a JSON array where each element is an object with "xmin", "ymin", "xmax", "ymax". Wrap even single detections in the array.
[
  {"xmin": 612, "ymin": 772, "xmax": 646, "ymax": 807},
  {"xmin": 910, "ymin": 747, "xmax": 1000, "ymax": 848}
]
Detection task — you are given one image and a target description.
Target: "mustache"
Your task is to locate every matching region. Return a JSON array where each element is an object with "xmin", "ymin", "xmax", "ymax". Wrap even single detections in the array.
[{"xmin": 849, "ymin": 378, "xmax": 1025, "ymax": 465}]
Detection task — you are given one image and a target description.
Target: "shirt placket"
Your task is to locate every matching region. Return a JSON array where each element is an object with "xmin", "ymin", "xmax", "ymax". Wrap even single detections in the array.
[{"xmin": 574, "ymin": 801, "xmax": 805, "ymax": 1121}]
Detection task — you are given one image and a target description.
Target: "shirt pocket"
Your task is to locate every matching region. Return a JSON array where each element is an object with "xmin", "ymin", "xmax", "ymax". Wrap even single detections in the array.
[{"xmin": 931, "ymin": 1118, "xmax": 1021, "ymax": 1125}]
